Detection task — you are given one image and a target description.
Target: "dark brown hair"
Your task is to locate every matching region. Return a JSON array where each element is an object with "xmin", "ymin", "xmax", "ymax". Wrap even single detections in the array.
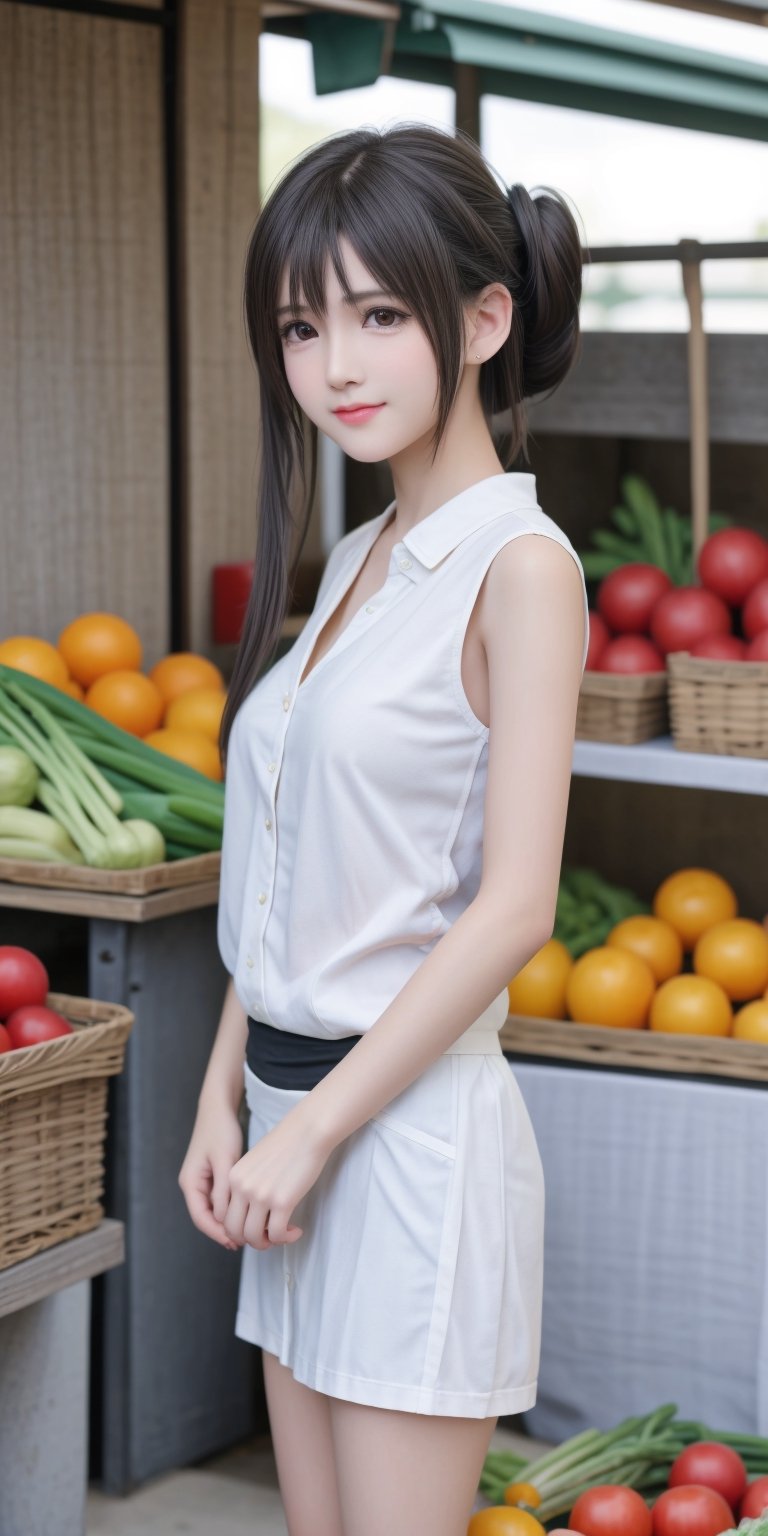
[{"xmin": 220, "ymin": 122, "xmax": 584, "ymax": 758}]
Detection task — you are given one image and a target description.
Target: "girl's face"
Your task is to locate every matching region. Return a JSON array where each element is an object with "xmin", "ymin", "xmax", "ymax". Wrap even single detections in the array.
[{"xmin": 277, "ymin": 238, "xmax": 445, "ymax": 464}]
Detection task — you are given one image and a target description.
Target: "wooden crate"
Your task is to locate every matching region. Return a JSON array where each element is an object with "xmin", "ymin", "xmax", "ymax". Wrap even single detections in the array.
[
  {"xmin": 500, "ymin": 1010, "xmax": 768, "ymax": 1083},
  {"xmin": 0, "ymin": 850, "xmax": 220, "ymax": 897},
  {"xmin": 668, "ymin": 651, "xmax": 768, "ymax": 757}
]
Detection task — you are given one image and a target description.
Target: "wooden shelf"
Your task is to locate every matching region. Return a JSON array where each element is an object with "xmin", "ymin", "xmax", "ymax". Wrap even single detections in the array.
[
  {"xmin": 572, "ymin": 734, "xmax": 768, "ymax": 796},
  {"xmin": 0, "ymin": 1218, "xmax": 124, "ymax": 1319}
]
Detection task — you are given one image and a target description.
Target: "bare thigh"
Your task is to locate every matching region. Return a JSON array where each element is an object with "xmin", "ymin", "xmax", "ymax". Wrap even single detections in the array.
[
  {"xmin": 329, "ymin": 1396, "xmax": 498, "ymax": 1536},
  {"xmin": 262, "ymin": 1350, "xmax": 344, "ymax": 1536}
]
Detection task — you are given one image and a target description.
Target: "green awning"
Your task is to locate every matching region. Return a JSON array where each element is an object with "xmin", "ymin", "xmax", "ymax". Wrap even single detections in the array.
[{"xmin": 264, "ymin": 1, "xmax": 768, "ymax": 142}]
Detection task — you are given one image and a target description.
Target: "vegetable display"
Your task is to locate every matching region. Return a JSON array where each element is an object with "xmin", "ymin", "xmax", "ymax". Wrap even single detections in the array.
[
  {"xmin": 480, "ymin": 1405, "xmax": 768, "ymax": 1531},
  {"xmin": 0, "ymin": 665, "xmax": 223, "ymax": 866},
  {"xmin": 578, "ymin": 476, "xmax": 730, "ymax": 586},
  {"xmin": 0, "ymin": 946, "xmax": 73, "ymax": 1047}
]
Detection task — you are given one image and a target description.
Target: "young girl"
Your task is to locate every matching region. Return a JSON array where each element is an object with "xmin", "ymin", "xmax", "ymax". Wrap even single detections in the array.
[{"xmin": 179, "ymin": 122, "xmax": 589, "ymax": 1536}]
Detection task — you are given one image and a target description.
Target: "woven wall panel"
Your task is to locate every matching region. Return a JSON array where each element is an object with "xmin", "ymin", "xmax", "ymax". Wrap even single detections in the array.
[
  {"xmin": 178, "ymin": 0, "xmax": 262, "ymax": 653},
  {"xmin": 0, "ymin": 4, "xmax": 169, "ymax": 662}
]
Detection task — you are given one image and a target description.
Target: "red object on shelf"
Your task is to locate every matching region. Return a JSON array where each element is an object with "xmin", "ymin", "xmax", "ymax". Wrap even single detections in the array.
[{"xmin": 212, "ymin": 562, "xmax": 254, "ymax": 645}]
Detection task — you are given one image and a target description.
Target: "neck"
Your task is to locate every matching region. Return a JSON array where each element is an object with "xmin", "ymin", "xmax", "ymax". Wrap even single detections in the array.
[{"xmin": 386, "ymin": 384, "xmax": 505, "ymax": 540}]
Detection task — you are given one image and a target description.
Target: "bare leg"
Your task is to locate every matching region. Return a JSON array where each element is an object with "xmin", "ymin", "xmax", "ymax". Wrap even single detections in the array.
[
  {"xmin": 329, "ymin": 1397, "xmax": 497, "ymax": 1536},
  {"xmin": 262, "ymin": 1350, "xmax": 344, "ymax": 1536}
]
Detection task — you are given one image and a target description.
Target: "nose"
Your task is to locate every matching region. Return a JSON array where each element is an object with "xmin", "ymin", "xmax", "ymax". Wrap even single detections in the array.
[{"xmin": 324, "ymin": 324, "xmax": 364, "ymax": 391}]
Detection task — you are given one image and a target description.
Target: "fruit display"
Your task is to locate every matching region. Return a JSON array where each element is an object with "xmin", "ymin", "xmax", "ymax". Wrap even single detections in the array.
[
  {"xmin": 578, "ymin": 477, "xmax": 768, "ymax": 675},
  {"xmin": 0, "ymin": 945, "xmax": 73, "ymax": 1051},
  {"xmin": 508, "ymin": 866, "xmax": 768, "ymax": 1041},
  {"xmin": 479, "ymin": 1402, "xmax": 768, "ymax": 1532}
]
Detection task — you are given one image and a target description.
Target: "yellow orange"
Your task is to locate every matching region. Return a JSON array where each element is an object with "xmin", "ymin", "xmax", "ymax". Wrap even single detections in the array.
[
  {"xmin": 0, "ymin": 636, "xmax": 70, "ymax": 689},
  {"xmin": 606, "ymin": 913, "xmax": 683, "ymax": 984},
  {"xmin": 503, "ymin": 1482, "xmax": 541, "ymax": 1509},
  {"xmin": 468, "ymin": 1510, "xmax": 546, "ymax": 1536},
  {"xmin": 149, "ymin": 652, "xmax": 225, "ymax": 706},
  {"xmin": 165, "ymin": 686, "xmax": 226, "ymax": 742},
  {"xmin": 143, "ymin": 727, "xmax": 223, "ymax": 781},
  {"xmin": 565, "ymin": 946, "xmax": 656, "ymax": 1030},
  {"xmin": 653, "ymin": 867, "xmax": 738, "ymax": 951},
  {"xmin": 649, "ymin": 974, "xmax": 732, "ymax": 1036},
  {"xmin": 86, "ymin": 671, "xmax": 165, "ymax": 738},
  {"xmin": 58, "ymin": 613, "xmax": 142, "ymax": 686},
  {"xmin": 507, "ymin": 939, "xmax": 573, "ymax": 1020},
  {"xmin": 693, "ymin": 918, "xmax": 768, "ymax": 1001},
  {"xmin": 732, "ymin": 1000, "xmax": 768, "ymax": 1043}
]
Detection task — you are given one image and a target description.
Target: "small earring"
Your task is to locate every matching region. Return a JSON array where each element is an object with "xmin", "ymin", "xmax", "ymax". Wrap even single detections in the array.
[{"xmin": 475, "ymin": 353, "xmax": 481, "ymax": 361}]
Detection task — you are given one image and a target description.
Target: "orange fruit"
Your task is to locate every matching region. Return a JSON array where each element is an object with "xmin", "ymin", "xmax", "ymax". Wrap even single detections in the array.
[
  {"xmin": 143, "ymin": 728, "xmax": 223, "ymax": 781},
  {"xmin": 693, "ymin": 917, "xmax": 768, "ymax": 1001},
  {"xmin": 468, "ymin": 1510, "xmax": 546, "ymax": 1536},
  {"xmin": 0, "ymin": 636, "xmax": 70, "ymax": 689},
  {"xmin": 149, "ymin": 653, "xmax": 225, "ymax": 706},
  {"xmin": 85, "ymin": 671, "xmax": 165, "ymax": 738},
  {"xmin": 649, "ymin": 974, "xmax": 732, "ymax": 1036},
  {"xmin": 58, "ymin": 613, "xmax": 142, "ymax": 686},
  {"xmin": 732, "ymin": 1000, "xmax": 768, "ymax": 1043},
  {"xmin": 164, "ymin": 686, "xmax": 226, "ymax": 742},
  {"xmin": 653, "ymin": 867, "xmax": 738, "ymax": 951},
  {"xmin": 565, "ymin": 946, "xmax": 656, "ymax": 1030},
  {"xmin": 606, "ymin": 914, "xmax": 683, "ymax": 983},
  {"xmin": 503, "ymin": 1482, "xmax": 542, "ymax": 1509},
  {"xmin": 62, "ymin": 678, "xmax": 85, "ymax": 701},
  {"xmin": 507, "ymin": 939, "xmax": 573, "ymax": 1019}
]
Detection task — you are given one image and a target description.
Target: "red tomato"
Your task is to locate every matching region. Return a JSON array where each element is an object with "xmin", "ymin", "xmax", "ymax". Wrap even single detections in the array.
[
  {"xmin": 741, "ymin": 1475, "xmax": 768, "ymax": 1519},
  {"xmin": 569, "ymin": 1484, "xmax": 652, "ymax": 1535},
  {"xmin": 0, "ymin": 1023, "xmax": 11, "ymax": 1054},
  {"xmin": 586, "ymin": 610, "xmax": 611, "ymax": 669},
  {"xmin": 743, "ymin": 579, "xmax": 768, "ymax": 640},
  {"xmin": 597, "ymin": 564, "xmax": 673, "ymax": 635},
  {"xmin": 698, "ymin": 527, "xmax": 768, "ymax": 607},
  {"xmin": 689, "ymin": 633, "xmax": 747, "ymax": 660},
  {"xmin": 6, "ymin": 1004, "xmax": 73, "ymax": 1048},
  {"xmin": 0, "ymin": 946, "xmax": 50, "ymax": 1020},
  {"xmin": 669, "ymin": 1443, "xmax": 745, "ymax": 1510},
  {"xmin": 594, "ymin": 635, "xmax": 666, "ymax": 674},
  {"xmin": 745, "ymin": 629, "xmax": 768, "ymax": 662},
  {"xmin": 649, "ymin": 587, "xmax": 731, "ymax": 656},
  {"xmin": 651, "ymin": 1484, "xmax": 734, "ymax": 1536}
]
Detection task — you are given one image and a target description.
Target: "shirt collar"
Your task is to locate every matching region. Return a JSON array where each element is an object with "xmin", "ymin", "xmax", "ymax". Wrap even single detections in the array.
[{"xmin": 371, "ymin": 472, "xmax": 540, "ymax": 572}]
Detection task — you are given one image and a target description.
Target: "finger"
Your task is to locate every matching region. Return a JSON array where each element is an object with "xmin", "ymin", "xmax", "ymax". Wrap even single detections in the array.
[
  {"xmin": 211, "ymin": 1161, "xmax": 237, "ymax": 1229},
  {"xmin": 184, "ymin": 1187, "xmax": 240, "ymax": 1250},
  {"xmin": 266, "ymin": 1206, "xmax": 304, "ymax": 1245},
  {"xmin": 243, "ymin": 1204, "xmax": 274, "ymax": 1251},
  {"xmin": 224, "ymin": 1188, "xmax": 249, "ymax": 1247}
]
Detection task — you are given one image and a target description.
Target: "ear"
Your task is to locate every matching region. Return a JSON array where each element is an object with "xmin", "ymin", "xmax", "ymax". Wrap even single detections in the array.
[{"xmin": 466, "ymin": 283, "xmax": 514, "ymax": 366}]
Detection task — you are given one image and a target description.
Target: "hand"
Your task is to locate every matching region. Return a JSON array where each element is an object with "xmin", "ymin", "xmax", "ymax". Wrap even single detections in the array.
[
  {"xmin": 179, "ymin": 1097, "xmax": 245, "ymax": 1251},
  {"xmin": 223, "ymin": 1108, "xmax": 330, "ymax": 1250}
]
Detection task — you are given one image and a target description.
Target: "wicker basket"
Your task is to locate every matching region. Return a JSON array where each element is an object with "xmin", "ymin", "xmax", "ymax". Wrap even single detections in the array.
[
  {"xmin": 0, "ymin": 993, "xmax": 133, "ymax": 1271},
  {"xmin": 667, "ymin": 650, "xmax": 768, "ymax": 757},
  {"xmin": 576, "ymin": 670, "xmax": 669, "ymax": 744}
]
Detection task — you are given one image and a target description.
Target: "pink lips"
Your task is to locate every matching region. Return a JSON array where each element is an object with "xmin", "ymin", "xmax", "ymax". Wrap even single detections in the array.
[{"xmin": 333, "ymin": 404, "xmax": 384, "ymax": 425}]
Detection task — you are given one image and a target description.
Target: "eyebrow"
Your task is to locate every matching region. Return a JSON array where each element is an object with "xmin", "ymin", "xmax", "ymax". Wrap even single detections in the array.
[{"xmin": 276, "ymin": 288, "xmax": 396, "ymax": 317}]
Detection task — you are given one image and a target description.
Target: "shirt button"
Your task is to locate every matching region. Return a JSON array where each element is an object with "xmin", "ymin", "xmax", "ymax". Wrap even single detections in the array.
[
  {"xmin": 258, "ymin": 892, "xmax": 267, "ymax": 905},
  {"xmin": 265, "ymin": 818, "xmax": 272, "ymax": 830},
  {"xmin": 282, "ymin": 695, "xmax": 290, "ymax": 711},
  {"xmin": 267, "ymin": 762, "xmax": 277, "ymax": 773},
  {"xmin": 365, "ymin": 604, "xmax": 375, "ymax": 613},
  {"xmin": 285, "ymin": 1272, "xmax": 294, "ymax": 1291},
  {"xmin": 246, "ymin": 955, "xmax": 254, "ymax": 969},
  {"xmin": 399, "ymin": 557, "xmax": 412, "ymax": 570}
]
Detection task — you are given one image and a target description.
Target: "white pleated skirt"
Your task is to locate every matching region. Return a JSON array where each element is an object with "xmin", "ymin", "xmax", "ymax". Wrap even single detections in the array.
[{"xmin": 235, "ymin": 1008, "xmax": 545, "ymax": 1418}]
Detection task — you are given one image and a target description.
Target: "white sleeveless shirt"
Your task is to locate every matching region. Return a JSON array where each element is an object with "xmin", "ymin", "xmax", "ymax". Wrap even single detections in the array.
[{"xmin": 218, "ymin": 471, "xmax": 590, "ymax": 1037}]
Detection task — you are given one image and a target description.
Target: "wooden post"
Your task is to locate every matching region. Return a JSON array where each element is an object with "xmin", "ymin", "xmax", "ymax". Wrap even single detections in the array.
[
  {"xmin": 680, "ymin": 239, "xmax": 710, "ymax": 567},
  {"xmin": 454, "ymin": 61, "xmax": 480, "ymax": 144}
]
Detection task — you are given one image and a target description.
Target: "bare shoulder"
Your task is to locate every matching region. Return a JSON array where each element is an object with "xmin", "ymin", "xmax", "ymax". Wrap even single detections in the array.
[{"xmin": 478, "ymin": 530, "xmax": 585, "ymax": 655}]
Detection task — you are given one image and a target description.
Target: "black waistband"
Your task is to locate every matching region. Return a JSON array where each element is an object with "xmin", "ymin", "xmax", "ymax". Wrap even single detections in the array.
[{"xmin": 246, "ymin": 1015, "xmax": 363, "ymax": 1089}]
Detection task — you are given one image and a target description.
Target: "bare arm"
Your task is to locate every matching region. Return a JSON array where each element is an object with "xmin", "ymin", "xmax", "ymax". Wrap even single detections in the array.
[{"xmin": 198, "ymin": 975, "xmax": 249, "ymax": 1111}]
